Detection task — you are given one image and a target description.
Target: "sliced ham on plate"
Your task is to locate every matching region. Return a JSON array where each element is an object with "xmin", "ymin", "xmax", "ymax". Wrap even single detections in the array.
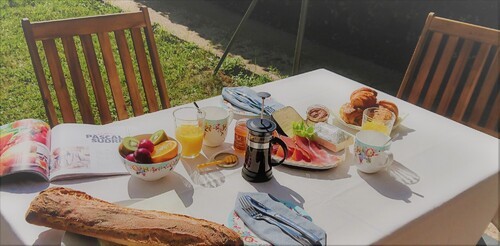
[{"xmin": 272, "ymin": 135, "xmax": 344, "ymax": 169}]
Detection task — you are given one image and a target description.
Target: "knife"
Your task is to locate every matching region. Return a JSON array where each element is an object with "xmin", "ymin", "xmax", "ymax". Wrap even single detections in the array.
[
  {"xmin": 224, "ymin": 89, "xmax": 262, "ymax": 113},
  {"xmin": 267, "ymin": 194, "xmax": 312, "ymax": 220},
  {"xmin": 246, "ymin": 195, "xmax": 322, "ymax": 246}
]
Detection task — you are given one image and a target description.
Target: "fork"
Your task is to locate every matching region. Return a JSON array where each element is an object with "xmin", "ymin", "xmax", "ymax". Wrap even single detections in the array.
[
  {"xmin": 265, "ymin": 106, "xmax": 275, "ymax": 115},
  {"xmin": 239, "ymin": 196, "xmax": 312, "ymax": 246}
]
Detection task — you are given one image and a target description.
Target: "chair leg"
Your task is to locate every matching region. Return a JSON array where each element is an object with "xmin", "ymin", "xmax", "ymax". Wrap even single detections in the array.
[
  {"xmin": 292, "ymin": 0, "xmax": 309, "ymax": 75},
  {"xmin": 214, "ymin": 0, "xmax": 259, "ymax": 75}
]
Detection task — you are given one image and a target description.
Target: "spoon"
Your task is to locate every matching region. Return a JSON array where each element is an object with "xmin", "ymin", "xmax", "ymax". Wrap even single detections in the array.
[
  {"xmin": 384, "ymin": 132, "xmax": 399, "ymax": 146},
  {"xmin": 197, "ymin": 154, "xmax": 238, "ymax": 169},
  {"xmin": 193, "ymin": 102, "xmax": 202, "ymax": 114}
]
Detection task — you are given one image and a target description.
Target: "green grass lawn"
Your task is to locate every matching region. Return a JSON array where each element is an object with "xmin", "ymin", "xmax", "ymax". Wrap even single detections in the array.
[{"xmin": 0, "ymin": 0, "xmax": 276, "ymax": 126}]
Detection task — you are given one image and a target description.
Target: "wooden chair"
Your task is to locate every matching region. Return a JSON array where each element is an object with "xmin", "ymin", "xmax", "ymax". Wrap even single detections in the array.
[
  {"xmin": 22, "ymin": 7, "xmax": 171, "ymax": 127},
  {"xmin": 397, "ymin": 12, "xmax": 499, "ymax": 138}
]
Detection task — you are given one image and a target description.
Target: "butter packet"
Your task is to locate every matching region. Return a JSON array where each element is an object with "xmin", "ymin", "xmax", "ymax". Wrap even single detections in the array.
[{"xmin": 313, "ymin": 122, "xmax": 353, "ymax": 152}]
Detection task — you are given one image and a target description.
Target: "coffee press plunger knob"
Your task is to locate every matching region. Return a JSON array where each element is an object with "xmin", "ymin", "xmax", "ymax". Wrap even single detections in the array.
[{"xmin": 257, "ymin": 92, "xmax": 271, "ymax": 119}]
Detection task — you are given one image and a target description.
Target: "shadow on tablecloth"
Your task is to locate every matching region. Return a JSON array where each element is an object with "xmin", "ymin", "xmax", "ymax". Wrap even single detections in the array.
[
  {"xmin": 358, "ymin": 161, "xmax": 423, "ymax": 203},
  {"xmin": 248, "ymin": 178, "xmax": 306, "ymax": 209},
  {"xmin": 127, "ymin": 171, "xmax": 194, "ymax": 207}
]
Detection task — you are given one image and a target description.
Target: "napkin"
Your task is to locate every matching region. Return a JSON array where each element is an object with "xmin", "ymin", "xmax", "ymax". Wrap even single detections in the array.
[
  {"xmin": 222, "ymin": 87, "xmax": 285, "ymax": 115},
  {"xmin": 234, "ymin": 192, "xmax": 327, "ymax": 246}
]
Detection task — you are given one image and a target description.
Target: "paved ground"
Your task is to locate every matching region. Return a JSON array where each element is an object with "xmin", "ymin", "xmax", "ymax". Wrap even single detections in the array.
[
  {"xmin": 106, "ymin": 0, "xmax": 498, "ymax": 241},
  {"xmin": 106, "ymin": 0, "xmax": 404, "ymax": 95}
]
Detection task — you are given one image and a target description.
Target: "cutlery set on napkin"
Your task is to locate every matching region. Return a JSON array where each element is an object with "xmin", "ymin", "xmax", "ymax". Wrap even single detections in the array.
[
  {"xmin": 235, "ymin": 192, "xmax": 326, "ymax": 246},
  {"xmin": 222, "ymin": 87, "xmax": 285, "ymax": 116}
]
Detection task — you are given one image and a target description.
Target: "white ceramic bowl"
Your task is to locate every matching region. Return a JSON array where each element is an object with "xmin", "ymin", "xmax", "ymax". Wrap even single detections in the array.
[{"xmin": 119, "ymin": 134, "xmax": 181, "ymax": 181}]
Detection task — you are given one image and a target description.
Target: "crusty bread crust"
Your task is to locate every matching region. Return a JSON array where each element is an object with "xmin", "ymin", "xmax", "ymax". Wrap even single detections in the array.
[{"xmin": 25, "ymin": 187, "xmax": 243, "ymax": 246}]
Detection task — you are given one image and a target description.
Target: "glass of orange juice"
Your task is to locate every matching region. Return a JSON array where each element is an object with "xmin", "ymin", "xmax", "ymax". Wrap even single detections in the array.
[
  {"xmin": 173, "ymin": 107, "xmax": 205, "ymax": 158},
  {"xmin": 361, "ymin": 107, "xmax": 395, "ymax": 136}
]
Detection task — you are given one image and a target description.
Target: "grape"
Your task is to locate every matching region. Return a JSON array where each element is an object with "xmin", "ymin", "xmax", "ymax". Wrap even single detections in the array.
[
  {"xmin": 138, "ymin": 139, "xmax": 154, "ymax": 153},
  {"xmin": 134, "ymin": 148, "xmax": 152, "ymax": 163}
]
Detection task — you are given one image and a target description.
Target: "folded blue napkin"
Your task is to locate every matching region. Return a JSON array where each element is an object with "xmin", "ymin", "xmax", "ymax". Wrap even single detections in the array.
[
  {"xmin": 234, "ymin": 192, "xmax": 327, "ymax": 246},
  {"xmin": 222, "ymin": 87, "xmax": 285, "ymax": 115}
]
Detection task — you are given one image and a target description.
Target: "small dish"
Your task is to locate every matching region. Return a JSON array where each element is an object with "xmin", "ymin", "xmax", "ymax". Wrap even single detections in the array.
[
  {"xmin": 118, "ymin": 134, "xmax": 181, "ymax": 181},
  {"xmin": 332, "ymin": 109, "xmax": 408, "ymax": 131},
  {"xmin": 210, "ymin": 150, "xmax": 240, "ymax": 168}
]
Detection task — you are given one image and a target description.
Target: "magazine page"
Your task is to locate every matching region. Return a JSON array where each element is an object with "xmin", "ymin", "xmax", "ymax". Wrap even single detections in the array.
[
  {"xmin": 0, "ymin": 119, "xmax": 51, "ymax": 180},
  {"xmin": 48, "ymin": 123, "xmax": 130, "ymax": 181}
]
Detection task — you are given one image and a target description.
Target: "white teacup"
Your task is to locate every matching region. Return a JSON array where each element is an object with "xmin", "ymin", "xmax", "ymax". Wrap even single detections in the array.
[
  {"xmin": 353, "ymin": 130, "xmax": 393, "ymax": 173},
  {"xmin": 201, "ymin": 106, "xmax": 233, "ymax": 147}
]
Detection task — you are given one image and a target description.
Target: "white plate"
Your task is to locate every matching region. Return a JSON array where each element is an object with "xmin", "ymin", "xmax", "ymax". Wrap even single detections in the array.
[
  {"xmin": 272, "ymin": 146, "xmax": 345, "ymax": 170},
  {"xmin": 221, "ymin": 99, "xmax": 259, "ymax": 117},
  {"xmin": 332, "ymin": 109, "xmax": 408, "ymax": 131}
]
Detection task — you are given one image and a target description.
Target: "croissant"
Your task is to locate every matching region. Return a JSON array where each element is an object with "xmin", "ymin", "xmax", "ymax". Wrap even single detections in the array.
[
  {"xmin": 340, "ymin": 103, "xmax": 364, "ymax": 126},
  {"xmin": 378, "ymin": 100, "xmax": 399, "ymax": 119},
  {"xmin": 350, "ymin": 87, "xmax": 378, "ymax": 108}
]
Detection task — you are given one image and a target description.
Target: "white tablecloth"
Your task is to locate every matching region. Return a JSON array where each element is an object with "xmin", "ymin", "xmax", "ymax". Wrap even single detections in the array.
[{"xmin": 1, "ymin": 69, "xmax": 498, "ymax": 245}]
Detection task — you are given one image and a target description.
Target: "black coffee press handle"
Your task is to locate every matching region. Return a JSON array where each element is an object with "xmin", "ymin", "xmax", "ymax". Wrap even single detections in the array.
[{"xmin": 270, "ymin": 137, "xmax": 288, "ymax": 166}]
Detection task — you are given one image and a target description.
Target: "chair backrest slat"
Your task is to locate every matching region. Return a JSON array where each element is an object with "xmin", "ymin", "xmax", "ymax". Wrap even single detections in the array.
[
  {"xmin": 42, "ymin": 39, "xmax": 76, "ymax": 123},
  {"xmin": 22, "ymin": 19, "xmax": 59, "ymax": 126},
  {"xmin": 485, "ymin": 95, "xmax": 499, "ymax": 131},
  {"xmin": 61, "ymin": 36, "xmax": 95, "ymax": 124},
  {"xmin": 31, "ymin": 12, "xmax": 146, "ymax": 40},
  {"xmin": 398, "ymin": 12, "xmax": 499, "ymax": 138},
  {"xmin": 435, "ymin": 39, "xmax": 474, "ymax": 116},
  {"xmin": 452, "ymin": 43, "xmax": 492, "ymax": 121},
  {"xmin": 422, "ymin": 36, "xmax": 459, "ymax": 109},
  {"xmin": 407, "ymin": 32, "xmax": 443, "ymax": 104},
  {"xmin": 431, "ymin": 17, "xmax": 498, "ymax": 45},
  {"xmin": 141, "ymin": 8, "xmax": 171, "ymax": 109},
  {"xmin": 114, "ymin": 30, "xmax": 144, "ymax": 116},
  {"xmin": 97, "ymin": 32, "xmax": 129, "ymax": 120},
  {"xmin": 469, "ymin": 49, "xmax": 499, "ymax": 125},
  {"xmin": 23, "ymin": 7, "xmax": 170, "ymax": 126},
  {"xmin": 131, "ymin": 27, "xmax": 159, "ymax": 113},
  {"xmin": 79, "ymin": 34, "xmax": 113, "ymax": 124},
  {"xmin": 397, "ymin": 13, "xmax": 435, "ymax": 100}
]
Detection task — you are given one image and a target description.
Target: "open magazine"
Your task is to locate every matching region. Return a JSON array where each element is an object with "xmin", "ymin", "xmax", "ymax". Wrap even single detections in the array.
[{"xmin": 0, "ymin": 119, "xmax": 130, "ymax": 181}]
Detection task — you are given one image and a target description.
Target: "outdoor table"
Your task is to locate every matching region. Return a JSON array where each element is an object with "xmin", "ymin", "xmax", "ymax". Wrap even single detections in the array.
[{"xmin": 1, "ymin": 69, "xmax": 498, "ymax": 245}]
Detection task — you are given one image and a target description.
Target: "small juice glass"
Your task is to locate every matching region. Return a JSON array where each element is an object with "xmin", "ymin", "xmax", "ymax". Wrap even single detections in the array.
[
  {"xmin": 361, "ymin": 107, "xmax": 395, "ymax": 136},
  {"xmin": 173, "ymin": 107, "xmax": 205, "ymax": 158},
  {"xmin": 233, "ymin": 118, "xmax": 248, "ymax": 153}
]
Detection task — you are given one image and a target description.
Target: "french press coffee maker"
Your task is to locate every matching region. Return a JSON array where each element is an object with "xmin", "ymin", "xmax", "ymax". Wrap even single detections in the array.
[{"xmin": 242, "ymin": 92, "xmax": 288, "ymax": 182}]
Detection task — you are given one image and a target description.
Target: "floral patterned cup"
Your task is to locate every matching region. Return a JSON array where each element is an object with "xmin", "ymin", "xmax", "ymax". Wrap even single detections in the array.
[
  {"xmin": 354, "ymin": 130, "xmax": 393, "ymax": 173},
  {"xmin": 201, "ymin": 106, "xmax": 233, "ymax": 147}
]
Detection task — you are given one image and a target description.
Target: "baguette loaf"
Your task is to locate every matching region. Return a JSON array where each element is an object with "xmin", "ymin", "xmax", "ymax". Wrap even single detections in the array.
[{"xmin": 25, "ymin": 187, "xmax": 243, "ymax": 246}]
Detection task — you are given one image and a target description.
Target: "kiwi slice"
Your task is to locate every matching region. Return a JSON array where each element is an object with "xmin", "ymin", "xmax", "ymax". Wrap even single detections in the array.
[
  {"xmin": 122, "ymin": 137, "xmax": 139, "ymax": 154},
  {"xmin": 150, "ymin": 130, "xmax": 168, "ymax": 145}
]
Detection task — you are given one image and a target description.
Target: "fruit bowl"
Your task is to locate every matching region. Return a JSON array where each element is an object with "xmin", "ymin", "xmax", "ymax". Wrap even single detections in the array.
[{"xmin": 118, "ymin": 134, "xmax": 182, "ymax": 181}]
